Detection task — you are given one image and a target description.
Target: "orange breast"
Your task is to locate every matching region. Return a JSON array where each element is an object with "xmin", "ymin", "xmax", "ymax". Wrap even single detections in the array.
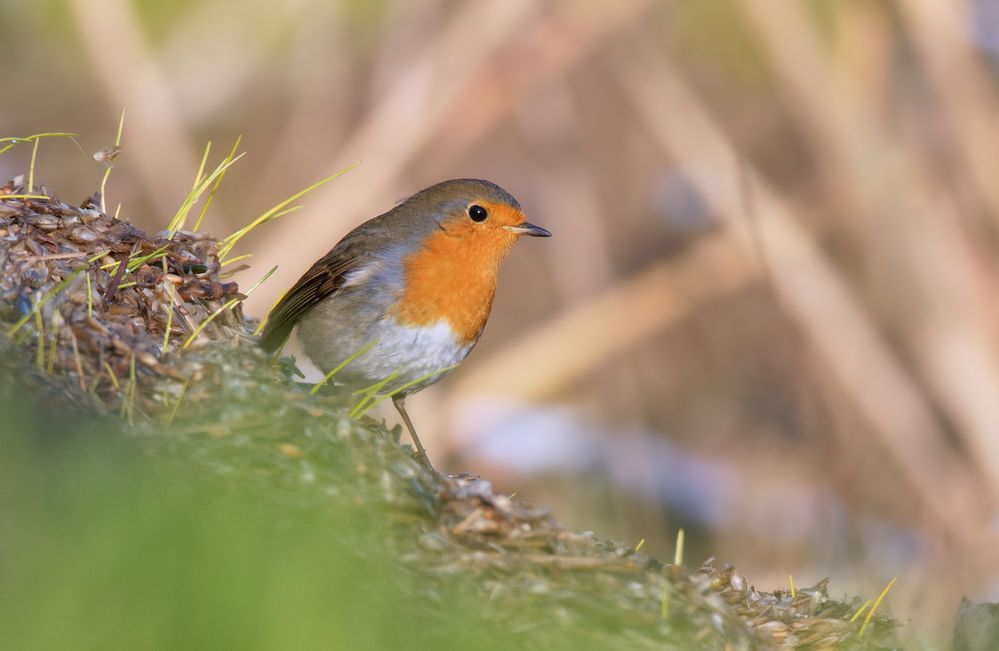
[{"xmin": 391, "ymin": 219, "xmax": 519, "ymax": 345}]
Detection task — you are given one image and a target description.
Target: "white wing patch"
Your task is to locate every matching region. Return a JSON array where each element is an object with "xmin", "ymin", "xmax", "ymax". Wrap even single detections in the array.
[{"xmin": 340, "ymin": 262, "xmax": 382, "ymax": 289}]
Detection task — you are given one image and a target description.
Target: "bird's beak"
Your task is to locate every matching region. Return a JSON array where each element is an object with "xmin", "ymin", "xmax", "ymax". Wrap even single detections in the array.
[{"xmin": 505, "ymin": 222, "xmax": 551, "ymax": 237}]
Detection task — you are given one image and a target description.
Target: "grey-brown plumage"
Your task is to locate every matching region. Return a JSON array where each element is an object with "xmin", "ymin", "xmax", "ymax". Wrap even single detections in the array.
[{"xmin": 259, "ymin": 179, "xmax": 520, "ymax": 355}]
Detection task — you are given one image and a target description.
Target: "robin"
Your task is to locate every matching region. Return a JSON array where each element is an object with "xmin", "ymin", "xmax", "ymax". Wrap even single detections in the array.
[{"xmin": 259, "ymin": 178, "xmax": 550, "ymax": 469}]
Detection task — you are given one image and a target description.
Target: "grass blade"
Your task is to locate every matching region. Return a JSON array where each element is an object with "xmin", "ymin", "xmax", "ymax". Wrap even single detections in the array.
[
  {"xmin": 7, "ymin": 268, "xmax": 84, "ymax": 337},
  {"xmin": 27, "ymin": 137, "xmax": 40, "ymax": 192},
  {"xmin": 34, "ymin": 310, "xmax": 44, "ymax": 369},
  {"xmin": 349, "ymin": 372, "xmax": 400, "ymax": 418},
  {"xmin": 193, "ymin": 135, "xmax": 241, "ymax": 232},
  {"xmin": 86, "ymin": 271, "xmax": 93, "ymax": 318},
  {"xmin": 182, "ymin": 298, "xmax": 240, "ymax": 350},
  {"xmin": 0, "ymin": 132, "xmax": 81, "ymax": 157},
  {"xmin": 859, "ymin": 577, "xmax": 896, "ymax": 635},
  {"xmin": 166, "ymin": 146, "xmax": 246, "ymax": 236},
  {"xmin": 165, "ymin": 380, "xmax": 189, "ymax": 427},
  {"xmin": 309, "ymin": 340, "xmax": 378, "ymax": 395},
  {"xmin": 182, "ymin": 266, "xmax": 277, "ymax": 349},
  {"xmin": 119, "ymin": 353, "xmax": 136, "ymax": 424},
  {"xmin": 849, "ymin": 598, "xmax": 872, "ymax": 623},
  {"xmin": 217, "ymin": 161, "xmax": 360, "ymax": 260},
  {"xmin": 220, "ymin": 253, "xmax": 252, "ymax": 268},
  {"xmin": 350, "ymin": 363, "xmax": 459, "ymax": 418},
  {"xmin": 99, "ymin": 107, "xmax": 126, "ymax": 213},
  {"xmin": 161, "ymin": 284, "xmax": 176, "ymax": 355},
  {"xmin": 252, "ymin": 289, "xmax": 289, "ymax": 337}
]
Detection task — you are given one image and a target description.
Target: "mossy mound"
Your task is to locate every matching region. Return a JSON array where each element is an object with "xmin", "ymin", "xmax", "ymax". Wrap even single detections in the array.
[{"xmin": 0, "ymin": 181, "xmax": 899, "ymax": 650}]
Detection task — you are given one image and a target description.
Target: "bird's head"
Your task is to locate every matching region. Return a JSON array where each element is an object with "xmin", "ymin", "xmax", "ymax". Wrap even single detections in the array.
[{"xmin": 405, "ymin": 179, "xmax": 550, "ymax": 265}]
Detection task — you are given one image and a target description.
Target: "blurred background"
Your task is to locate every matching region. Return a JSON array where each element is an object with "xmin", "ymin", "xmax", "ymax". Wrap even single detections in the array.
[{"xmin": 4, "ymin": 0, "xmax": 999, "ymax": 644}]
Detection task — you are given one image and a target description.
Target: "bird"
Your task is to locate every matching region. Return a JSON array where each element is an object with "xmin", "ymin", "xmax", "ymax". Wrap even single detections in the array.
[{"xmin": 259, "ymin": 178, "xmax": 550, "ymax": 469}]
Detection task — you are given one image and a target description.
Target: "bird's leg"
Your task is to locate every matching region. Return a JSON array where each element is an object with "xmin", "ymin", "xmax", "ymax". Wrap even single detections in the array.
[{"xmin": 392, "ymin": 394, "xmax": 434, "ymax": 470}]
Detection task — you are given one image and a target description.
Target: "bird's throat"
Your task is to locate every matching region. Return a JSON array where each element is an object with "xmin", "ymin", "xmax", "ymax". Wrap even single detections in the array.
[{"xmin": 391, "ymin": 229, "xmax": 515, "ymax": 345}]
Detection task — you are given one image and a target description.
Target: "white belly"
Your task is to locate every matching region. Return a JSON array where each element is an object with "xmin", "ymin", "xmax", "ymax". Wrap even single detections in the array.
[{"xmin": 301, "ymin": 316, "xmax": 473, "ymax": 395}]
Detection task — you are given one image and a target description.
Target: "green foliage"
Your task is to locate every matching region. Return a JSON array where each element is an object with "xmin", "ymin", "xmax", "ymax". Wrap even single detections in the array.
[{"xmin": 0, "ymin": 373, "xmax": 615, "ymax": 651}]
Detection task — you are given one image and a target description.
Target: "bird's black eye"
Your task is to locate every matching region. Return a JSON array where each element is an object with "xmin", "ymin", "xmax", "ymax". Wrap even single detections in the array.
[{"xmin": 468, "ymin": 204, "xmax": 488, "ymax": 222}]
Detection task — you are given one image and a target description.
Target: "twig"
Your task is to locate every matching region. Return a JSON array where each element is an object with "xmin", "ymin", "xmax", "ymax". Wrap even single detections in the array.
[{"xmin": 103, "ymin": 254, "xmax": 129, "ymax": 309}]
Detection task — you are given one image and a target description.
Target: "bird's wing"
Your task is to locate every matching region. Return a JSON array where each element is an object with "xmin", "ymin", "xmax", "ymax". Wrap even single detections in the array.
[{"xmin": 258, "ymin": 236, "xmax": 368, "ymax": 353}]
